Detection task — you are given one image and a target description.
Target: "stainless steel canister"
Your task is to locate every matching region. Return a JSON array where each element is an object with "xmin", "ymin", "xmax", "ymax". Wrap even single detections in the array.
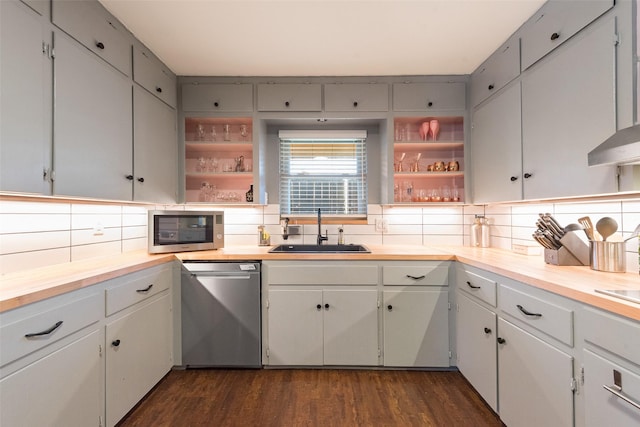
[{"xmin": 590, "ymin": 241, "xmax": 626, "ymax": 272}]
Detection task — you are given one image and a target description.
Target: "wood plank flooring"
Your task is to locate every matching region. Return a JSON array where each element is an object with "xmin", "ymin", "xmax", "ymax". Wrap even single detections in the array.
[{"xmin": 118, "ymin": 369, "xmax": 503, "ymax": 426}]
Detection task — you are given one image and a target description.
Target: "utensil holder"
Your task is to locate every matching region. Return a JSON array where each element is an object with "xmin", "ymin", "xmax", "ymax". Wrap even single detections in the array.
[{"xmin": 590, "ymin": 241, "xmax": 626, "ymax": 272}]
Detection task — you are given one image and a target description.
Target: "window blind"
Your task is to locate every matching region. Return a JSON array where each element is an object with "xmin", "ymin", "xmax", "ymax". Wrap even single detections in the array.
[{"xmin": 279, "ymin": 131, "xmax": 367, "ymax": 217}]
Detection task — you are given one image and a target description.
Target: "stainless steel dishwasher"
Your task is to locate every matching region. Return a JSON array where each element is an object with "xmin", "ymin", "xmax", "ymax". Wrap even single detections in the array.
[{"xmin": 181, "ymin": 261, "xmax": 261, "ymax": 368}]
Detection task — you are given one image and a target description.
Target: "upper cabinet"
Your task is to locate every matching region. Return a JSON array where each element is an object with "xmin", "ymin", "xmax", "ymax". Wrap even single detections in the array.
[
  {"xmin": 182, "ymin": 83, "xmax": 253, "ymax": 112},
  {"xmin": 324, "ymin": 83, "xmax": 389, "ymax": 112},
  {"xmin": 519, "ymin": 0, "xmax": 614, "ymax": 71},
  {"xmin": 0, "ymin": 0, "xmax": 51, "ymax": 194},
  {"xmin": 133, "ymin": 44, "xmax": 177, "ymax": 108},
  {"xmin": 52, "ymin": 0, "xmax": 132, "ymax": 76},
  {"xmin": 257, "ymin": 83, "xmax": 322, "ymax": 111},
  {"xmin": 392, "ymin": 82, "xmax": 466, "ymax": 112},
  {"xmin": 470, "ymin": 34, "xmax": 520, "ymax": 108}
]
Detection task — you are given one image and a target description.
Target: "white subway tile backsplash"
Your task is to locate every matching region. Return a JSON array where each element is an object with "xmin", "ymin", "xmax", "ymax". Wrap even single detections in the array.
[
  {"xmin": 0, "ymin": 231, "xmax": 70, "ymax": 255},
  {"xmin": 72, "ymin": 213, "xmax": 122, "ymax": 229},
  {"xmin": 0, "ymin": 201, "xmax": 70, "ymax": 214},
  {"xmin": 71, "ymin": 241, "xmax": 122, "ymax": 262},
  {"xmin": 71, "ymin": 204, "xmax": 122, "ymax": 214},
  {"xmin": 122, "ymin": 237, "xmax": 147, "ymax": 253},
  {"xmin": 0, "ymin": 248, "xmax": 70, "ymax": 274},
  {"xmin": 0, "ymin": 214, "xmax": 70, "ymax": 233},
  {"xmin": 71, "ymin": 228, "xmax": 122, "ymax": 246},
  {"xmin": 384, "ymin": 234, "xmax": 423, "ymax": 246},
  {"xmin": 122, "ymin": 225, "xmax": 147, "ymax": 240}
]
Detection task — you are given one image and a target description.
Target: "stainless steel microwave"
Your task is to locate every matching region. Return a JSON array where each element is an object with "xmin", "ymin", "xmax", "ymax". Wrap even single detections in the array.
[{"xmin": 148, "ymin": 210, "xmax": 224, "ymax": 254}]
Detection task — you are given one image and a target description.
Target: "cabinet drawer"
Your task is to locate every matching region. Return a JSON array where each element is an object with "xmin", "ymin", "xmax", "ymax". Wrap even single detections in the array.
[
  {"xmin": 324, "ymin": 83, "xmax": 389, "ymax": 112},
  {"xmin": 133, "ymin": 45, "xmax": 176, "ymax": 108},
  {"xmin": 456, "ymin": 266, "xmax": 497, "ymax": 307},
  {"xmin": 499, "ymin": 285, "xmax": 573, "ymax": 346},
  {"xmin": 583, "ymin": 307, "xmax": 640, "ymax": 366},
  {"xmin": 0, "ymin": 293, "xmax": 101, "ymax": 367},
  {"xmin": 519, "ymin": 0, "xmax": 613, "ymax": 71},
  {"xmin": 257, "ymin": 83, "xmax": 322, "ymax": 111},
  {"xmin": 52, "ymin": 0, "xmax": 131, "ymax": 76},
  {"xmin": 382, "ymin": 264, "xmax": 448, "ymax": 286},
  {"xmin": 392, "ymin": 82, "xmax": 465, "ymax": 111},
  {"xmin": 105, "ymin": 264, "xmax": 172, "ymax": 316},
  {"xmin": 470, "ymin": 34, "xmax": 520, "ymax": 107},
  {"xmin": 266, "ymin": 263, "xmax": 378, "ymax": 285},
  {"xmin": 182, "ymin": 83, "xmax": 253, "ymax": 112}
]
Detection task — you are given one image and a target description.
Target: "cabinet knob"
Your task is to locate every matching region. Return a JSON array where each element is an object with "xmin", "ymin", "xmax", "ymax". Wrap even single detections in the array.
[
  {"xmin": 550, "ymin": 32, "xmax": 560, "ymax": 41},
  {"xmin": 95, "ymin": 41, "xmax": 105, "ymax": 50},
  {"xmin": 510, "ymin": 176, "xmax": 518, "ymax": 182},
  {"xmin": 353, "ymin": 101, "xmax": 359, "ymax": 107},
  {"xmin": 387, "ymin": 305, "xmax": 393, "ymax": 311},
  {"xmin": 155, "ymin": 87, "xmax": 162, "ymax": 93},
  {"xmin": 488, "ymin": 84, "xmax": 495, "ymax": 90},
  {"xmin": 214, "ymin": 102, "xmax": 219, "ymax": 107},
  {"xmin": 497, "ymin": 337, "xmax": 506, "ymax": 344},
  {"xmin": 427, "ymin": 101, "xmax": 433, "ymax": 107},
  {"xmin": 125, "ymin": 175, "xmax": 134, "ymax": 180},
  {"xmin": 524, "ymin": 173, "xmax": 533, "ymax": 179},
  {"xmin": 285, "ymin": 101, "xmax": 290, "ymax": 107},
  {"xmin": 112, "ymin": 339, "xmax": 121, "ymax": 347},
  {"xmin": 137, "ymin": 177, "xmax": 145, "ymax": 183},
  {"xmin": 316, "ymin": 304, "xmax": 322, "ymax": 310},
  {"xmin": 484, "ymin": 327, "xmax": 492, "ymax": 334},
  {"xmin": 324, "ymin": 303, "xmax": 330, "ymax": 309}
]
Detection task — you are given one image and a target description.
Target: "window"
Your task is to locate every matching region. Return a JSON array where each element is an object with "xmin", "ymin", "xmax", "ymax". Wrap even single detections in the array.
[{"xmin": 279, "ymin": 130, "xmax": 367, "ymax": 217}]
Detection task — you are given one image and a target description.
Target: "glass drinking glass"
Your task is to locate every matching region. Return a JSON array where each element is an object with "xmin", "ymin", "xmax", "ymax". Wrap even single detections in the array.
[
  {"xmin": 209, "ymin": 125, "xmax": 217, "ymax": 142},
  {"xmin": 240, "ymin": 124, "xmax": 248, "ymax": 141},
  {"xmin": 196, "ymin": 124, "xmax": 205, "ymax": 141},
  {"xmin": 223, "ymin": 124, "xmax": 231, "ymax": 141}
]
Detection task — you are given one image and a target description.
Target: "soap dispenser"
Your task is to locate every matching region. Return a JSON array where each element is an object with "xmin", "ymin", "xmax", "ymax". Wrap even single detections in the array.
[{"xmin": 470, "ymin": 215, "xmax": 490, "ymax": 247}]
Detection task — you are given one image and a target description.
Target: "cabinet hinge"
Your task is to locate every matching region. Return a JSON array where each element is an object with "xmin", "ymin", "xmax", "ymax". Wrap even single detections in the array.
[
  {"xmin": 581, "ymin": 366, "xmax": 585, "ymax": 385},
  {"xmin": 42, "ymin": 42, "xmax": 53, "ymax": 59},
  {"xmin": 265, "ymin": 348, "xmax": 270, "ymax": 358},
  {"xmin": 449, "ymin": 350, "xmax": 453, "ymax": 359},
  {"xmin": 448, "ymin": 301, "xmax": 451, "ymax": 310},
  {"xmin": 570, "ymin": 377, "xmax": 577, "ymax": 392},
  {"xmin": 98, "ymin": 344, "xmax": 102, "ymax": 357},
  {"xmin": 377, "ymin": 299, "xmax": 381, "ymax": 309},
  {"xmin": 378, "ymin": 348, "xmax": 381, "ymax": 357},
  {"xmin": 265, "ymin": 299, "xmax": 269, "ymax": 309},
  {"xmin": 613, "ymin": 33, "xmax": 620, "ymax": 46},
  {"xmin": 98, "ymin": 415, "xmax": 103, "ymax": 427}
]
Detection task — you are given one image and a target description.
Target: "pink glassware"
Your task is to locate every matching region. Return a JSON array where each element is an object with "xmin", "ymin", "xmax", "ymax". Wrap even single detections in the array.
[
  {"xmin": 420, "ymin": 122, "xmax": 430, "ymax": 140},
  {"xmin": 429, "ymin": 120, "xmax": 440, "ymax": 141}
]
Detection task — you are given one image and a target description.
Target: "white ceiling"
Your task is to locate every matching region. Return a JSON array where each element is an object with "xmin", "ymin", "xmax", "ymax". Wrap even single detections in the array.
[{"xmin": 99, "ymin": 0, "xmax": 546, "ymax": 77}]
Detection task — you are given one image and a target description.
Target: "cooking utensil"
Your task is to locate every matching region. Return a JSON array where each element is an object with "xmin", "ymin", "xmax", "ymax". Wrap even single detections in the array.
[
  {"xmin": 577, "ymin": 216, "xmax": 596, "ymax": 241},
  {"xmin": 545, "ymin": 213, "xmax": 565, "ymax": 237},
  {"xmin": 623, "ymin": 223, "xmax": 640, "ymax": 242},
  {"xmin": 595, "ymin": 217, "xmax": 618, "ymax": 241},
  {"xmin": 563, "ymin": 223, "xmax": 584, "ymax": 233}
]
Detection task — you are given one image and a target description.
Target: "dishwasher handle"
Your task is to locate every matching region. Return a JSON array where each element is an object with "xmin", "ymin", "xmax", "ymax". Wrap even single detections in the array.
[{"xmin": 189, "ymin": 272, "xmax": 253, "ymax": 280}]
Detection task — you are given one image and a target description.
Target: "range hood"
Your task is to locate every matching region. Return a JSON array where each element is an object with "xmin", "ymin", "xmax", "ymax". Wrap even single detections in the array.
[{"xmin": 588, "ymin": 124, "xmax": 640, "ymax": 166}]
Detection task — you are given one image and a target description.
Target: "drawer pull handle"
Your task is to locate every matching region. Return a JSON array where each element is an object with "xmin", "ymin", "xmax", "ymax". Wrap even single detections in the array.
[
  {"xmin": 550, "ymin": 32, "xmax": 560, "ymax": 41},
  {"xmin": 112, "ymin": 339, "xmax": 121, "ymax": 347},
  {"xmin": 603, "ymin": 385, "xmax": 640, "ymax": 411},
  {"xmin": 324, "ymin": 303, "xmax": 330, "ymax": 309},
  {"xmin": 517, "ymin": 304, "xmax": 542, "ymax": 317},
  {"xmin": 406, "ymin": 274, "xmax": 425, "ymax": 280},
  {"xmin": 155, "ymin": 87, "xmax": 162, "ymax": 93},
  {"xmin": 316, "ymin": 304, "xmax": 322, "ymax": 310},
  {"xmin": 95, "ymin": 41, "xmax": 105, "ymax": 50},
  {"xmin": 488, "ymin": 84, "xmax": 494, "ymax": 90},
  {"xmin": 497, "ymin": 337, "xmax": 506, "ymax": 344},
  {"xmin": 466, "ymin": 281, "xmax": 481, "ymax": 289},
  {"xmin": 484, "ymin": 327, "xmax": 492, "ymax": 334},
  {"xmin": 136, "ymin": 284, "xmax": 153, "ymax": 293},
  {"xmin": 387, "ymin": 305, "xmax": 393, "ymax": 311},
  {"xmin": 25, "ymin": 320, "xmax": 63, "ymax": 338}
]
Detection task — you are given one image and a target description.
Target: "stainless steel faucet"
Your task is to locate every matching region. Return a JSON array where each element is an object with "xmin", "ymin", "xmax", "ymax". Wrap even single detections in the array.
[{"xmin": 317, "ymin": 208, "xmax": 328, "ymax": 245}]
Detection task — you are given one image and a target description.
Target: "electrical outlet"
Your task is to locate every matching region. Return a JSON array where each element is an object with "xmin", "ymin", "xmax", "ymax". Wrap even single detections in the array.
[
  {"xmin": 375, "ymin": 219, "xmax": 388, "ymax": 232},
  {"xmin": 93, "ymin": 222, "xmax": 104, "ymax": 236}
]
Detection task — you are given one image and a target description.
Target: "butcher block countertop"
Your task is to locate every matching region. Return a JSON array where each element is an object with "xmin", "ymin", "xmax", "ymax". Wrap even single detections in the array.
[{"xmin": 1, "ymin": 245, "xmax": 639, "ymax": 320}]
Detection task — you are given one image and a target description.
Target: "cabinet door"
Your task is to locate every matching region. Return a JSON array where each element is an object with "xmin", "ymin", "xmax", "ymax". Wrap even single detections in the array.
[
  {"xmin": 133, "ymin": 86, "xmax": 177, "ymax": 203},
  {"xmin": 53, "ymin": 31, "xmax": 133, "ymax": 200},
  {"xmin": 323, "ymin": 289, "xmax": 378, "ymax": 366},
  {"xmin": 383, "ymin": 288, "xmax": 449, "ymax": 367},
  {"xmin": 521, "ymin": 18, "xmax": 617, "ymax": 199},
  {"xmin": 583, "ymin": 350, "xmax": 640, "ymax": 426},
  {"xmin": 133, "ymin": 46, "xmax": 177, "ymax": 108},
  {"xmin": 0, "ymin": 330, "xmax": 102, "ymax": 427},
  {"xmin": 267, "ymin": 289, "xmax": 323, "ymax": 365},
  {"xmin": 456, "ymin": 292, "xmax": 497, "ymax": 411},
  {"xmin": 497, "ymin": 318, "xmax": 574, "ymax": 427},
  {"xmin": 182, "ymin": 83, "xmax": 253, "ymax": 112},
  {"xmin": 1, "ymin": 0, "xmax": 50, "ymax": 194},
  {"xmin": 392, "ymin": 82, "xmax": 465, "ymax": 111},
  {"xmin": 106, "ymin": 294, "xmax": 173, "ymax": 427},
  {"xmin": 471, "ymin": 83, "xmax": 522, "ymax": 203},
  {"xmin": 257, "ymin": 83, "xmax": 322, "ymax": 111},
  {"xmin": 470, "ymin": 34, "xmax": 520, "ymax": 107},
  {"xmin": 324, "ymin": 83, "xmax": 389, "ymax": 112}
]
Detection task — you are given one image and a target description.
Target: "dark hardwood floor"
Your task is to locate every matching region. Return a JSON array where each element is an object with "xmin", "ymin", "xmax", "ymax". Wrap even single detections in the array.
[{"xmin": 118, "ymin": 369, "xmax": 503, "ymax": 426}]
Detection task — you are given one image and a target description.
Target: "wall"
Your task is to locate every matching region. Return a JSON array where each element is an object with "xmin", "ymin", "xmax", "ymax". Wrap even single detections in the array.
[{"xmin": 1, "ymin": 197, "xmax": 639, "ymax": 275}]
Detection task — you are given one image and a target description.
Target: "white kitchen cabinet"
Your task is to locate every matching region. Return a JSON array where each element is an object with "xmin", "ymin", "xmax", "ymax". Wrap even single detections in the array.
[
  {"xmin": 53, "ymin": 30, "xmax": 133, "ymax": 200},
  {"xmin": 497, "ymin": 317, "xmax": 574, "ymax": 427},
  {"xmin": 105, "ymin": 293, "xmax": 173, "ymax": 426},
  {"xmin": 392, "ymin": 82, "xmax": 465, "ymax": 112},
  {"xmin": 0, "ymin": 330, "xmax": 102, "ymax": 427},
  {"xmin": 324, "ymin": 83, "xmax": 389, "ymax": 112},
  {"xmin": 471, "ymin": 82, "xmax": 523, "ymax": 203},
  {"xmin": 521, "ymin": 17, "xmax": 617, "ymax": 199},
  {"xmin": 182, "ymin": 83, "xmax": 254, "ymax": 112},
  {"xmin": 133, "ymin": 86, "xmax": 178, "ymax": 203},
  {"xmin": 267, "ymin": 288, "xmax": 378, "ymax": 366},
  {"xmin": 456, "ymin": 291, "xmax": 497, "ymax": 412},
  {"xmin": 519, "ymin": 0, "xmax": 614, "ymax": 71},
  {"xmin": 0, "ymin": 0, "xmax": 51, "ymax": 194},
  {"xmin": 257, "ymin": 83, "xmax": 322, "ymax": 111},
  {"xmin": 383, "ymin": 288, "xmax": 449, "ymax": 367}
]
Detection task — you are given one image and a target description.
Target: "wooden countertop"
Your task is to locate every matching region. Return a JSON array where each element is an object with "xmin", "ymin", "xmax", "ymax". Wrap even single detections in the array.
[{"xmin": 1, "ymin": 245, "xmax": 639, "ymax": 320}]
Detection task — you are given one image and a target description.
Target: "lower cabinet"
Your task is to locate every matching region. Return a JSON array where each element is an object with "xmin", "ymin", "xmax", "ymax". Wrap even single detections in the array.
[
  {"xmin": 0, "ymin": 329, "xmax": 102, "ymax": 427},
  {"xmin": 383, "ymin": 288, "xmax": 449, "ymax": 367},
  {"xmin": 267, "ymin": 288, "xmax": 378, "ymax": 366}
]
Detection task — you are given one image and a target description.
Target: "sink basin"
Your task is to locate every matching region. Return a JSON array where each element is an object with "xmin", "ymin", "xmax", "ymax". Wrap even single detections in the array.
[{"xmin": 268, "ymin": 244, "xmax": 371, "ymax": 253}]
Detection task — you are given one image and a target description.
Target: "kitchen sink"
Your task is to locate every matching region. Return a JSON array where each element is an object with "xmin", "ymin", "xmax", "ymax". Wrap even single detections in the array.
[{"xmin": 268, "ymin": 244, "xmax": 371, "ymax": 253}]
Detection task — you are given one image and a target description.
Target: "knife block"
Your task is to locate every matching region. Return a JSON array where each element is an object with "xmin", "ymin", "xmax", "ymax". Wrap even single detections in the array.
[
  {"xmin": 544, "ymin": 247, "xmax": 584, "ymax": 266},
  {"xmin": 544, "ymin": 231, "xmax": 590, "ymax": 266}
]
